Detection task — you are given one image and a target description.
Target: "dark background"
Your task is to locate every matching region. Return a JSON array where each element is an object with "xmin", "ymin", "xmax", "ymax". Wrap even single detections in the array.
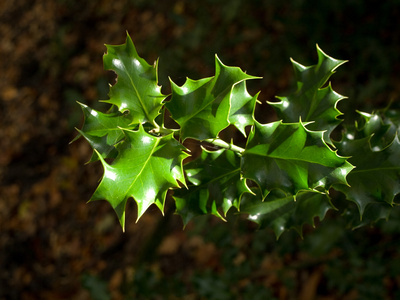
[{"xmin": 1, "ymin": 0, "xmax": 400, "ymax": 299}]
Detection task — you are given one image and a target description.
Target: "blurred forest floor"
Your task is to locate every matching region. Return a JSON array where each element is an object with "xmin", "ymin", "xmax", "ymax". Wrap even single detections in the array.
[{"xmin": 1, "ymin": 0, "xmax": 400, "ymax": 299}]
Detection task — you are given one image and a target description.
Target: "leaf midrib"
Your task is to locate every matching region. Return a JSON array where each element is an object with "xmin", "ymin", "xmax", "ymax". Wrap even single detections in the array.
[
  {"xmin": 245, "ymin": 150, "xmax": 341, "ymax": 166},
  {"xmin": 350, "ymin": 166, "xmax": 400, "ymax": 174},
  {"xmin": 121, "ymin": 59, "xmax": 152, "ymax": 121},
  {"xmin": 180, "ymin": 79, "xmax": 242, "ymax": 125},
  {"xmin": 126, "ymin": 138, "xmax": 159, "ymax": 196}
]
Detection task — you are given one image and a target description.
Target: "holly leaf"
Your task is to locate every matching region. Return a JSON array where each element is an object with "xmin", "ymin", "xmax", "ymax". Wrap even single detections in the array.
[
  {"xmin": 102, "ymin": 33, "xmax": 166, "ymax": 125},
  {"xmin": 384, "ymin": 108, "xmax": 400, "ymax": 133},
  {"xmin": 173, "ymin": 148, "xmax": 250, "ymax": 225},
  {"xmin": 229, "ymin": 80, "xmax": 259, "ymax": 137},
  {"xmin": 166, "ymin": 56, "xmax": 258, "ymax": 141},
  {"xmin": 334, "ymin": 134, "xmax": 400, "ymax": 217},
  {"xmin": 75, "ymin": 102, "xmax": 135, "ymax": 161},
  {"xmin": 355, "ymin": 110, "xmax": 397, "ymax": 151},
  {"xmin": 341, "ymin": 201, "xmax": 394, "ymax": 230},
  {"xmin": 90, "ymin": 126, "xmax": 189, "ymax": 231},
  {"xmin": 241, "ymin": 189, "xmax": 333, "ymax": 238},
  {"xmin": 241, "ymin": 120, "xmax": 353, "ymax": 199},
  {"xmin": 268, "ymin": 46, "xmax": 347, "ymax": 144}
]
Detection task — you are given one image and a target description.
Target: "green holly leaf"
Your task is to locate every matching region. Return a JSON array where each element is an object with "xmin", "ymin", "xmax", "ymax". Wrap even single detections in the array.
[
  {"xmin": 173, "ymin": 148, "xmax": 250, "ymax": 225},
  {"xmin": 384, "ymin": 108, "xmax": 400, "ymax": 132},
  {"xmin": 75, "ymin": 102, "xmax": 134, "ymax": 161},
  {"xmin": 102, "ymin": 33, "xmax": 166, "ymax": 125},
  {"xmin": 341, "ymin": 201, "xmax": 394, "ymax": 230},
  {"xmin": 242, "ymin": 120, "xmax": 353, "ymax": 199},
  {"xmin": 241, "ymin": 188, "xmax": 334, "ymax": 238},
  {"xmin": 229, "ymin": 80, "xmax": 259, "ymax": 137},
  {"xmin": 77, "ymin": 130, "xmax": 119, "ymax": 162},
  {"xmin": 166, "ymin": 56, "xmax": 258, "ymax": 141},
  {"xmin": 268, "ymin": 46, "xmax": 347, "ymax": 144},
  {"xmin": 334, "ymin": 134, "xmax": 400, "ymax": 217},
  {"xmin": 90, "ymin": 126, "xmax": 189, "ymax": 231},
  {"xmin": 355, "ymin": 110, "xmax": 397, "ymax": 151}
]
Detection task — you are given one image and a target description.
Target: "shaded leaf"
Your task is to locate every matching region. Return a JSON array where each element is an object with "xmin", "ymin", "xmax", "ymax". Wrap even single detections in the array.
[
  {"xmin": 355, "ymin": 110, "xmax": 398, "ymax": 151},
  {"xmin": 341, "ymin": 201, "xmax": 394, "ymax": 230},
  {"xmin": 77, "ymin": 130, "xmax": 119, "ymax": 162},
  {"xmin": 173, "ymin": 148, "xmax": 249, "ymax": 225},
  {"xmin": 75, "ymin": 102, "xmax": 133, "ymax": 161},
  {"xmin": 241, "ymin": 188, "xmax": 334, "ymax": 238},
  {"xmin": 334, "ymin": 134, "xmax": 400, "ymax": 216}
]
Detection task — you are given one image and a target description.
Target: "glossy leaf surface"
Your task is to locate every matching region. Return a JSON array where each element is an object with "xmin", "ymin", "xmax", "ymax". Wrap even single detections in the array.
[
  {"xmin": 334, "ymin": 133, "xmax": 400, "ymax": 216},
  {"xmin": 90, "ymin": 126, "xmax": 189, "ymax": 230},
  {"xmin": 75, "ymin": 103, "xmax": 133, "ymax": 161},
  {"xmin": 355, "ymin": 110, "xmax": 398, "ymax": 151},
  {"xmin": 103, "ymin": 34, "xmax": 166, "ymax": 125},
  {"xmin": 166, "ymin": 56, "xmax": 258, "ymax": 141},
  {"xmin": 242, "ymin": 121, "xmax": 353, "ymax": 199},
  {"xmin": 241, "ymin": 189, "xmax": 333, "ymax": 238},
  {"xmin": 76, "ymin": 33, "xmax": 400, "ymax": 236},
  {"xmin": 173, "ymin": 148, "xmax": 250, "ymax": 225},
  {"xmin": 268, "ymin": 46, "xmax": 346, "ymax": 144},
  {"xmin": 229, "ymin": 81, "xmax": 259, "ymax": 136}
]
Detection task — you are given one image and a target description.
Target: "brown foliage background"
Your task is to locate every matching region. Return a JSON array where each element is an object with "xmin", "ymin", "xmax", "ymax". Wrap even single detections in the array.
[{"xmin": 1, "ymin": 1, "xmax": 399, "ymax": 299}]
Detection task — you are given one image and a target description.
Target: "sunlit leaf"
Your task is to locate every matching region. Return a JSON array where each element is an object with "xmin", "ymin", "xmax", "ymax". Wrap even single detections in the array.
[
  {"xmin": 102, "ymin": 33, "xmax": 166, "ymax": 125},
  {"xmin": 242, "ymin": 120, "xmax": 353, "ymax": 199},
  {"xmin": 229, "ymin": 81, "xmax": 259, "ymax": 137},
  {"xmin": 166, "ymin": 56, "xmax": 258, "ymax": 141},
  {"xmin": 90, "ymin": 126, "xmax": 189, "ymax": 230},
  {"xmin": 268, "ymin": 46, "xmax": 346, "ymax": 144},
  {"xmin": 76, "ymin": 34, "xmax": 400, "ymax": 235}
]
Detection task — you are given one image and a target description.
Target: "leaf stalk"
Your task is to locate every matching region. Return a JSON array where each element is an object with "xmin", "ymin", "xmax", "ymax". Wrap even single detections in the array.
[{"xmin": 204, "ymin": 138, "xmax": 245, "ymax": 154}]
